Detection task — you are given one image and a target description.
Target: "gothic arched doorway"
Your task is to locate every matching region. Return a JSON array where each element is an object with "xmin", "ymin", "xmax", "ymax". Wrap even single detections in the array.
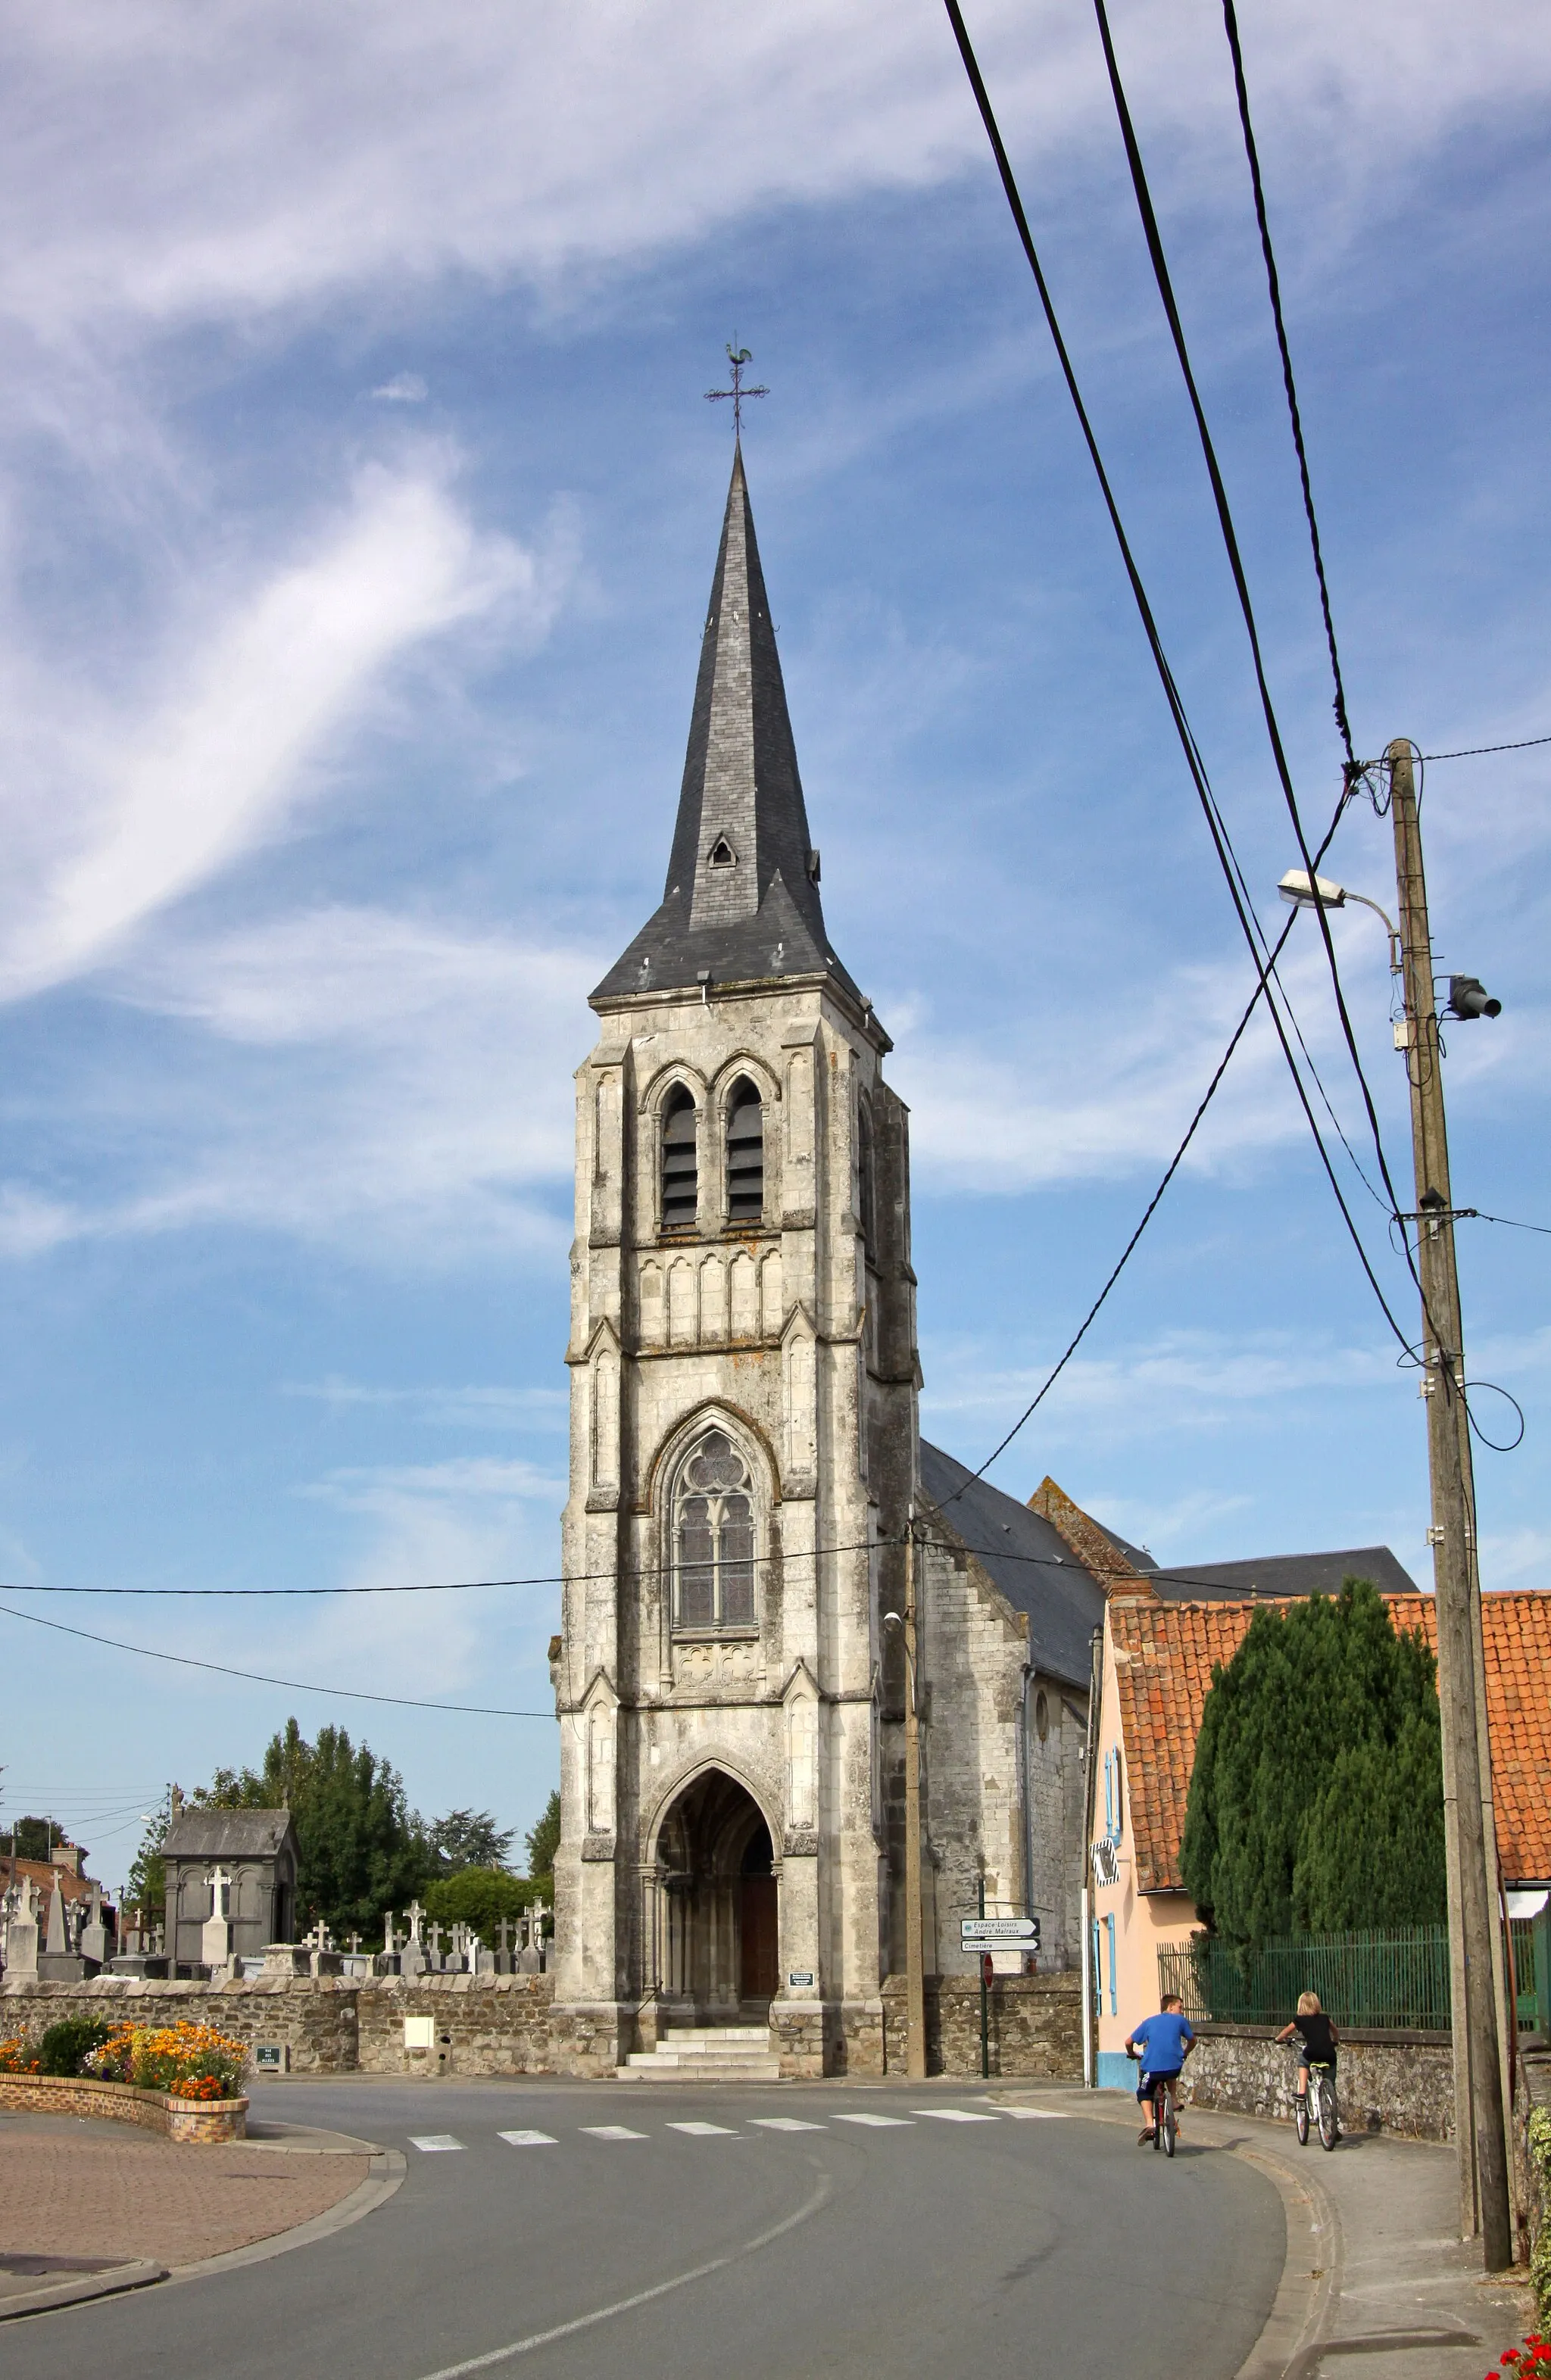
[{"xmin": 654, "ymin": 1769, "xmax": 779, "ymax": 2018}]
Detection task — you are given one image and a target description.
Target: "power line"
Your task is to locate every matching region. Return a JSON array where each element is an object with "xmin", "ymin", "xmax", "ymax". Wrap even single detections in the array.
[
  {"xmin": 1418, "ymin": 736, "xmax": 1551, "ymax": 763},
  {"xmin": 959, "ymin": 790, "xmax": 1345, "ymax": 1485},
  {"xmin": 1085, "ymin": 0, "xmax": 1452, "ymax": 1377},
  {"xmin": 0, "ymin": 1600, "xmax": 555, "ymax": 1717},
  {"xmin": 1219, "ymin": 0, "xmax": 1354, "ymax": 766},
  {"xmin": 941, "ymin": 2, "xmax": 1418, "ymax": 1390}
]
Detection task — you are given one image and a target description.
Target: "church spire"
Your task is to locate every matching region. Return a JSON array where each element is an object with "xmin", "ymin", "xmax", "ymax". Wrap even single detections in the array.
[{"xmin": 591, "ymin": 446, "xmax": 860, "ymax": 1006}]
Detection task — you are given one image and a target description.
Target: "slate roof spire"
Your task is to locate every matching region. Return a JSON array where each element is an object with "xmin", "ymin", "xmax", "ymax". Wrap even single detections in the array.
[{"xmin": 591, "ymin": 444, "xmax": 861, "ymax": 1005}]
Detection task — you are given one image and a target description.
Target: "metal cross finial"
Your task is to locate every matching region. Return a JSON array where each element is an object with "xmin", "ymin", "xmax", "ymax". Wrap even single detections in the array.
[{"xmin": 704, "ymin": 342, "xmax": 769, "ymax": 439}]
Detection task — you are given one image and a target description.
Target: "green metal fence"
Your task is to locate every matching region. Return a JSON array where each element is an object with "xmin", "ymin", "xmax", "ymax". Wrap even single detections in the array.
[{"xmin": 1159, "ymin": 1916, "xmax": 1549, "ymax": 2034}]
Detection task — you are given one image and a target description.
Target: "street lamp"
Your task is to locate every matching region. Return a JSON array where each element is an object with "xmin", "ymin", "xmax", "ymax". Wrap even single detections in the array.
[
  {"xmin": 1278, "ymin": 738, "xmax": 1512, "ymax": 2266},
  {"xmin": 1277, "ymin": 867, "xmax": 1403, "ymax": 975}
]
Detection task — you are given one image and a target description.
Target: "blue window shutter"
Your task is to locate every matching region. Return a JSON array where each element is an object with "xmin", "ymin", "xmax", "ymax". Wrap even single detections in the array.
[
  {"xmin": 1103, "ymin": 1751, "xmax": 1113, "ymax": 1838},
  {"xmin": 1106, "ymin": 1914, "xmax": 1117, "ymax": 2016}
]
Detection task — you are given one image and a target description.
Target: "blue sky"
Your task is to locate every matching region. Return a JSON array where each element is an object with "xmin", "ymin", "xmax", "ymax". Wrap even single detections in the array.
[{"xmin": 1, "ymin": 0, "xmax": 1547, "ymax": 1889}]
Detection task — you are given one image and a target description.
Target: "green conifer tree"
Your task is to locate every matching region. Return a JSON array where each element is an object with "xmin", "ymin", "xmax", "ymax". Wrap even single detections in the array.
[{"xmin": 1180, "ymin": 1579, "xmax": 1445, "ymax": 1948}]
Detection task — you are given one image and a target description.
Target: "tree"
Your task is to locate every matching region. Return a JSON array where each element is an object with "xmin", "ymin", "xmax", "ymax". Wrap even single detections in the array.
[
  {"xmin": 423, "ymin": 1867, "xmax": 531, "ymax": 1936},
  {"xmin": 126, "ymin": 1811, "xmax": 168, "ymax": 1921},
  {"xmin": 525, "ymin": 1790, "xmax": 560, "ymax": 1892},
  {"xmin": 1180, "ymin": 1578, "xmax": 1446, "ymax": 1949},
  {"xmin": 196, "ymin": 1718, "xmax": 432, "ymax": 1942},
  {"xmin": 426, "ymin": 1809, "xmax": 514, "ymax": 1873},
  {"xmin": 7, "ymin": 1815, "xmax": 74, "ymax": 1862}
]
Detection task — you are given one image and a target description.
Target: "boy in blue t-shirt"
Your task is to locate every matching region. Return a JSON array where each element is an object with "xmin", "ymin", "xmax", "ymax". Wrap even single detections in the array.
[{"xmin": 1125, "ymin": 1994, "xmax": 1197, "ymax": 2143}]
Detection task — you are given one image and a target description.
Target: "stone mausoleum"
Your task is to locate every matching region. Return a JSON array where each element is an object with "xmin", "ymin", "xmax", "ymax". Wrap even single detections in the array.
[
  {"xmin": 550, "ymin": 444, "xmax": 1113, "ymax": 2076},
  {"xmin": 162, "ymin": 1806, "xmax": 298, "ymax": 1973}
]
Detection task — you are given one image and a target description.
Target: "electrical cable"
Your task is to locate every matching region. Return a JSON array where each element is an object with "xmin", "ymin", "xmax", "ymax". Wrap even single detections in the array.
[
  {"xmin": 1470, "ymin": 1211, "xmax": 1551, "ymax": 1239},
  {"xmin": 1219, "ymin": 0, "xmax": 1354, "ymax": 767},
  {"xmin": 955, "ymin": 793, "xmax": 1347, "ymax": 1486},
  {"xmin": 940, "ymin": 2, "xmax": 1418, "ymax": 1436},
  {"xmin": 1418, "ymin": 737, "xmax": 1551, "ymax": 763},
  {"xmin": 0, "ymin": 1599, "xmax": 555, "ymax": 1717},
  {"xmin": 1084, "ymin": 0, "xmax": 1468, "ymax": 1408}
]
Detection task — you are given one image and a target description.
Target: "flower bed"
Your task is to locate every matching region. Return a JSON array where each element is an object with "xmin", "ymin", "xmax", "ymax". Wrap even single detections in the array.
[{"xmin": 0, "ymin": 2017, "xmax": 250, "ymax": 2141}]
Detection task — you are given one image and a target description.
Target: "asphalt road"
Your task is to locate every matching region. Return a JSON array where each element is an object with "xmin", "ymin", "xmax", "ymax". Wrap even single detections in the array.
[{"xmin": 4, "ymin": 2079, "xmax": 1284, "ymax": 2380}]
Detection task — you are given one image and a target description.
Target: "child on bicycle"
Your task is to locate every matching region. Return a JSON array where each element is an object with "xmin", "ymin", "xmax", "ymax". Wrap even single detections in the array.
[
  {"xmin": 1125, "ymin": 1992, "xmax": 1197, "ymax": 2144},
  {"xmin": 1278, "ymin": 1991, "xmax": 1338, "ymax": 2104}
]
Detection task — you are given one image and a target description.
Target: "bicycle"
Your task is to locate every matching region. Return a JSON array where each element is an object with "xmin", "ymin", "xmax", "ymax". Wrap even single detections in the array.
[
  {"xmin": 1294, "ymin": 2056, "xmax": 1339, "ymax": 2151},
  {"xmin": 1127, "ymin": 2046, "xmax": 1179, "ymax": 2157}
]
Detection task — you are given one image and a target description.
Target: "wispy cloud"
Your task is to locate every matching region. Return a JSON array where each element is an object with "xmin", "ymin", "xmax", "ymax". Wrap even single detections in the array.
[
  {"xmin": 0, "ymin": 460, "xmax": 557, "ymax": 1002},
  {"xmin": 0, "ymin": 907, "xmax": 598, "ymax": 1259},
  {"xmin": 370, "ymin": 373, "xmax": 427, "ymax": 404},
  {"xmin": 0, "ymin": 2, "xmax": 1543, "ymax": 342}
]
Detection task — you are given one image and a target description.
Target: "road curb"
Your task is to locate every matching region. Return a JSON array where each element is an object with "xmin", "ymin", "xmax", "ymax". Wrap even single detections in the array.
[
  {"xmin": 167, "ymin": 2147, "xmax": 407, "ymax": 2285},
  {"xmin": 0, "ymin": 2258, "xmax": 166, "ymax": 2322}
]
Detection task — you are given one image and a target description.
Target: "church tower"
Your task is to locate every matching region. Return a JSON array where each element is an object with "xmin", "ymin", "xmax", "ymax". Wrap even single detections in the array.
[{"xmin": 551, "ymin": 444, "xmax": 920, "ymax": 2075}]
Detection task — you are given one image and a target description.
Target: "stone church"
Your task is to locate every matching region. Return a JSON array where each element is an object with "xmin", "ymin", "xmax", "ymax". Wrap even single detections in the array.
[{"xmin": 550, "ymin": 444, "xmax": 1122, "ymax": 2075}]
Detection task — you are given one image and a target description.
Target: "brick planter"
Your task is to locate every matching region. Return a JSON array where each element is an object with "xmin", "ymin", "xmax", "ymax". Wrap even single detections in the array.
[{"xmin": 0, "ymin": 2070, "xmax": 248, "ymax": 2142}]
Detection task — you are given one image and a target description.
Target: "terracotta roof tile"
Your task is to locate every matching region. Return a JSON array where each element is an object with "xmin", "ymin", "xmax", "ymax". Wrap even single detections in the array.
[{"xmin": 1113, "ymin": 1591, "xmax": 1551, "ymax": 1892}]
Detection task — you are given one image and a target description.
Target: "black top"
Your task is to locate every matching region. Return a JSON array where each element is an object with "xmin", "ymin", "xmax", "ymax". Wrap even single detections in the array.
[{"xmin": 1294, "ymin": 2012, "xmax": 1338, "ymax": 2063}]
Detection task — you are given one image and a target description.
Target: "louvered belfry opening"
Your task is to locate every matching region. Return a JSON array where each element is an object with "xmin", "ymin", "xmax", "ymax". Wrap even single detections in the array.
[
  {"xmin": 661, "ymin": 1088, "xmax": 698, "ymax": 1231},
  {"xmin": 726, "ymin": 1079, "xmax": 764, "ymax": 1222}
]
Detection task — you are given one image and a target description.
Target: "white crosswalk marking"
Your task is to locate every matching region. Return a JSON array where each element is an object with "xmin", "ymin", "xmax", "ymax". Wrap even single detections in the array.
[
  {"xmin": 911, "ymin": 2108, "xmax": 1000, "ymax": 2123},
  {"xmin": 666, "ymin": 2121, "xmax": 739, "ymax": 2136},
  {"xmin": 833, "ymin": 2113, "xmax": 913, "ymax": 2128},
  {"xmin": 748, "ymin": 2117, "xmax": 826, "ymax": 2132},
  {"xmin": 498, "ymin": 2129, "xmax": 558, "ymax": 2146},
  {"xmin": 581, "ymin": 2125, "xmax": 648, "ymax": 2141},
  {"xmin": 408, "ymin": 2135, "xmax": 464, "ymax": 2152},
  {"xmin": 999, "ymin": 2107, "xmax": 1071, "ymax": 2120}
]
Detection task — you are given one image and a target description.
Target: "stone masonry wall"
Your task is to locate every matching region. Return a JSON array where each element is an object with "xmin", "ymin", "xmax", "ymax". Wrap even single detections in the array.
[
  {"xmin": 1, "ymin": 1975, "xmax": 621, "ymax": 2079},
  {"xmin": 1184, "ymin": 2023, "xmax": 1455, "ymax": 2142},
  {"xmin": 2, "ymin": 1976, "xmax": 360, "ymax": 2072},
  {"xmin": 882, "ymin": 1973, "xmax": 1082, "ymax": 2081}
]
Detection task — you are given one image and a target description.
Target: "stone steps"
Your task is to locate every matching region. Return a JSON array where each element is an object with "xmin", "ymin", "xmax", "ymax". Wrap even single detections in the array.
[{"xmin": 618, "ymin": 2025, "xmax": 782, "ymax": 2082}]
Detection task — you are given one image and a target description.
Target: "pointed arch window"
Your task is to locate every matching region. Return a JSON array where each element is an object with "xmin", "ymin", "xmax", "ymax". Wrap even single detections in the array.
[
  {"xmin": 673, "ymin": 1428, "xmax": 757, "ymax": 1633},
  {"xmin": 726, "ymin": 1079, "xmax": 764, "ymax": 1223},
  {"xmin": 708, "ymin": 837, "xmax": 736, "ymax": 868},
  {"xmin": 661, "ymin": 1087, "xmax": 698, "ymax": 1232}
]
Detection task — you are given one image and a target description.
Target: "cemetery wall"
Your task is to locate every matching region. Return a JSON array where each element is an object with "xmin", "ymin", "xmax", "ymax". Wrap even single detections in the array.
[
  {"xmin": 880, "ymin": 1973, "xmax": 1082, "ymax": 2079},
  {"xmin": 353, "ymin": 1976, "xmax": 613, "ymax": 2077},
  {"xmin": 3, "ymin": 1976, "xmax": 361, "ymax": 2072},
  {"xmin": 0, "ymin": 1974, "xmax": 610, "ymax": 2079}
]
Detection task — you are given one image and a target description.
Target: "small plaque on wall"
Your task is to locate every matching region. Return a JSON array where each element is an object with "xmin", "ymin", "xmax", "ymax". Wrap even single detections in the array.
[
  {"xmin": 254, "ymin": 2043, "xmax": 287, "ymax": 2072},
  {"xmin": 788, "ymin": 1971, "xmax": 815, "ymax": 1989}
]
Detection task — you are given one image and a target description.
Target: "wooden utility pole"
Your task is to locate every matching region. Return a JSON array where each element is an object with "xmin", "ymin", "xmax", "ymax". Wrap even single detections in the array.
[
  {"xmin": 1387, "ymin": 740, "xmax": 1512, "ymax": 2267},
  {"xmin": 903, "ymin": 1516, "xmax": 927, "ymax": 2080}
]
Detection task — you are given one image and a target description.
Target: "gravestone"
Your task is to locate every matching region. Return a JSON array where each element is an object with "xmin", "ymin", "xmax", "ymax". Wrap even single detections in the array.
[
  {"xmin": 303, "ymin": 1920, "xmax": 344, "ymax": 1977},
  {"xmin": 495, "ymin": 1915, "xmax": 513, "ymax": 1976},
  {"xmin": 5, "ymin": 1876, "xmax": 39, "ymax": 1979},
  {"xmin": 80, "ymin": 1881, "xmax": 111, "ymax": 1971},
  {"xmin": 399, "ymin": 1900, "xmax": 426, "ymax": 1980},
  {"xmin": 201, "ymin": 1864, "xmax": 235, "ymax": 1975},
  {"xmin": 427, "ymin": 1921, "xmax": 445, "ymax": 1973},
  {"xmin": 38, "ymin": 1870, "xmax": 85, "ymax": 1982}
]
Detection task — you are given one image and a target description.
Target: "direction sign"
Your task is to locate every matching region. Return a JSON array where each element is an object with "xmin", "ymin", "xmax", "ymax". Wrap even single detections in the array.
[{"xmin": 960, "ymin": 1917, "xmax": 1040, "ymax": 1946}]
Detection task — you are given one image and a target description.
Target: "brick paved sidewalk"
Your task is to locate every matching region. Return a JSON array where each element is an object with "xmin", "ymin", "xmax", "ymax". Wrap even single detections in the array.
[{"xmin": 0, "ymin": 2113, "xmax": 370, "ymax": 2269}]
